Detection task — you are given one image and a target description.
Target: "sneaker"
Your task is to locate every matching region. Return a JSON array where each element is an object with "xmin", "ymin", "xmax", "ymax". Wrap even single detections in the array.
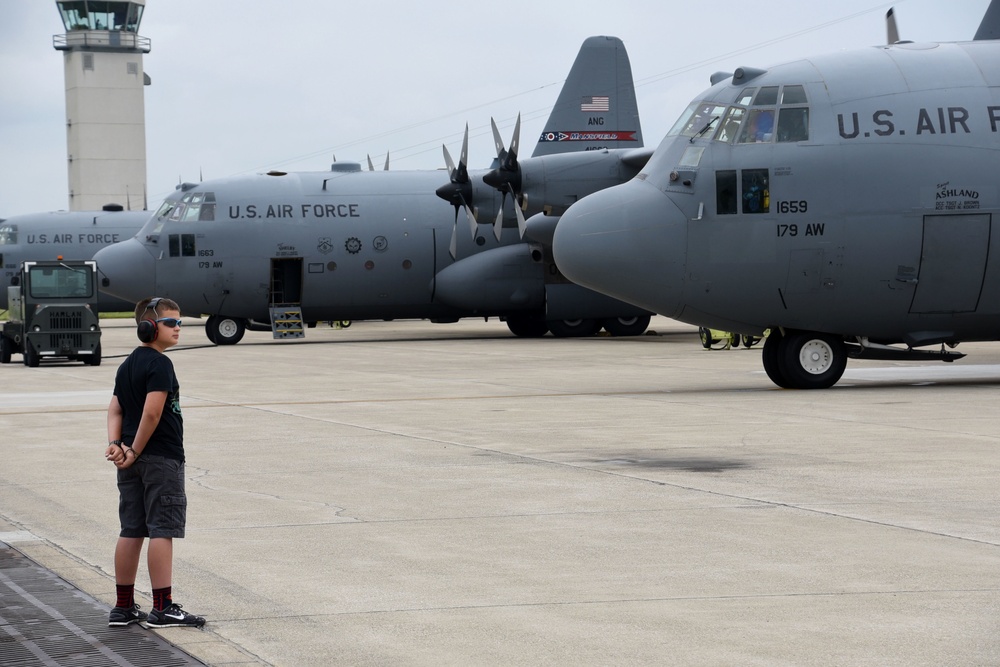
[
  {"xmin": 108, "ymin": 603, "xmax": 148, "ymax": 627},
  {"xmin": 146, "ymin": 603, "xmax": 206, "ymax": 628}
]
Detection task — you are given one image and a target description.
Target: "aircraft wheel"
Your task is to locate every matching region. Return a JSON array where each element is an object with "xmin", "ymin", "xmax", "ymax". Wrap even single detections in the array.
[
  {"xmin": 206, "ymin": 315, "xmax": 246, "ymax": 345},
  {"xmin": 698, "ymin": 327, "xmax": 714, "ymax": 349},
  {"xmin": 777, "ymin": 331, "xmax": 847, "ymax": 389},
  {"xmin": 24, "ymin": 345, "xmax": 39, "ymax": 368},
  {"xmin": 204, "ymin": 321, "xmax": 218, "ymax": 345},
  {"xmin": 761, "ymin": 331, "xmax": 791, "ymax": 388},
  {"xmin": 506, "ymin": 315, "xmax": 549, "ymax": 338},
  {"xmin": 548, "ymin": 318, "xmax": 600, "ymax": 338},
  {"xmin": 0, "ymin": 337, "xmax": 10, "ymax": 364},
  {"xmin": 601, "ymin": 315, "xmax": 650, "ymax": 337}
]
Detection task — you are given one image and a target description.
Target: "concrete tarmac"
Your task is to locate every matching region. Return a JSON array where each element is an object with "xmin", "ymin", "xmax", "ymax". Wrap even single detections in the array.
[{"xmin": 1, "ymin": 316, "xmax": 999, "ymax": 666}]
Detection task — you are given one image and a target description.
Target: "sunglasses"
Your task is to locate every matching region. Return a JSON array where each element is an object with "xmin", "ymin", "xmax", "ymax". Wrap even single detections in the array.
[{"xmin": 155, "ymin": 317, "xmax": 183, "ymax": 328}]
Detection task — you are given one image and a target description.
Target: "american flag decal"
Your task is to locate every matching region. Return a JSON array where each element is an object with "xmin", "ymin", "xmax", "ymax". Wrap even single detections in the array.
[{"xmin": 580, "ymin": 95, "xmax": 610, "ymax": 112}]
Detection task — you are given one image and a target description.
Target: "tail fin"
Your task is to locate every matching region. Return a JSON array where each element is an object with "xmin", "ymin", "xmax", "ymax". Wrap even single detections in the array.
[
  {"xmin": 975, "ymin": 0, "xmax": 1000, "ymax": 40},
  {"xmin": 531, "ymin": 36, "xmax": 642, "ymax": 157}
]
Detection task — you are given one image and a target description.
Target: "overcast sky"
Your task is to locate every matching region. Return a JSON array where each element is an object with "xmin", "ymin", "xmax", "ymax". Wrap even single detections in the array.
[{"xmin": 0, "ymin": 0, "xmax": 991, "ymax": 217}]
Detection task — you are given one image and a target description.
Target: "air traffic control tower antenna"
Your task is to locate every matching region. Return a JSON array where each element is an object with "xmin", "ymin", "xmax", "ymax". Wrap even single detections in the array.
[{"xmin": 53, "ymin": 1, "xmax": 150, "ymax": 211}]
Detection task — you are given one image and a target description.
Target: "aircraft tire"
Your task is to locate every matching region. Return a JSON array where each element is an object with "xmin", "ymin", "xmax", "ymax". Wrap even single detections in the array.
[
  {"xmin": 506, "ymin": 315, "xmax": 549, "ymax": 338},
  {"xmin": 777, "ymin": 331, "xmax": 847, "ymax": 389},
  {"xmin": 204, "ymin": 322, "xmax": 218, "ymax": 345},
  {"xmin": 601, "ymin": 315, "xmax": 650, "ymax": 337},
  {"xmin": 761, "ymin": 331, "xmax": 792, "ymax": 388},
  {"xmin": 548, "ymin": 318, "xmax": 601, "ymax": 338},
  {"xmin": 699, "ymin": 327, "xmax": 714, "ymax": 349},
  {"xmin": 206, "ymin": 315, "xmax": 246, "ymax": 345}
]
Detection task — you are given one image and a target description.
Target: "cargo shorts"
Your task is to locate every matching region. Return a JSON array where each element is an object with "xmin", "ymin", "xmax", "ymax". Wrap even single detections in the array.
[{"xmin": 117, "ymin": 453, "xmax": 187, "ymax": 539}]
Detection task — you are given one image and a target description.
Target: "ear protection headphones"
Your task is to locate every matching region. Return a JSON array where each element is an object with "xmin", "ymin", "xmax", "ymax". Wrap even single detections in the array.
[{"xmin": 136, "ymin": 297, "xmax": 163, "ymax": 343}]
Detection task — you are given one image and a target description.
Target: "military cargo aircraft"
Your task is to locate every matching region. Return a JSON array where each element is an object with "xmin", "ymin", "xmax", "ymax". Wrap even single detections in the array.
[
  {"xmin": 553, "ymin": 5, "xmax": 1000, "ymax": 389},
  {"xmin": 0, "ymin": 205, "xmax": 154, "ymax": 311},
  {"xmin": 94, "ymin": 36, "xmax": 656, "ymax": 344}
]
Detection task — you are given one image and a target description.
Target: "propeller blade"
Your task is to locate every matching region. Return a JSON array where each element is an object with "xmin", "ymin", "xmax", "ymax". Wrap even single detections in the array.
[
  {"xmin": 383, "ymin": 152, "xmax": 390, "ymax": 171},
  {"xmin": 507, "ymin": 114, "xmax": 521, "ymax": 167},
  {"xmin": 513, "ymin": 190, "xmax": 526, "ymax": 238},
  {"xmin": 886, "ymin": 7, "xmax": 900, "ymax": 44},
  {"xmin": 442, "ymin": 144, "xmax": 457, "ymax": 176},
  {"xmin": 493, "ymin": 204, "xmax": 504, "ymax": 241},
  {"xmin": 459, "ymin": 124, "xmax": 469, "ymax": 175},
  {"xmin": 367, "ymin": 154, "xmax": 375, "ymax": 171},
  {"xmin": 490, "ymin": 117, "xmax": 505, "ymax": 159},
  {"xmin": 465, "ymin": 202, "xmax": 478, "ymax": 238},
  {"xmin": 449, "ymin": 222, "xmax": 459, "ymax": 259}
]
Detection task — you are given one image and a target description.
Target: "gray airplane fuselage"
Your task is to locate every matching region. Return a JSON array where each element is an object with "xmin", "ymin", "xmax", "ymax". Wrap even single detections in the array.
[
  {"xmin": 96, "ymin": 151, "xmax": 648, "ymax": 326},
  {"xmin": 0, "ymin": 208, "xmax": 153, "ymax": 311},
  {"xmin": 555, "ymin": 41, "xmax": 1000, "ymax": 349}
]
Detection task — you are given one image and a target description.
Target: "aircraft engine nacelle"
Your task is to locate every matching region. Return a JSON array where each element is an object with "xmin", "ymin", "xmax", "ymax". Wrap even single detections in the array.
[{"xmin": 432, "ymin": 244, "xmax": 545, "ymax": 312}]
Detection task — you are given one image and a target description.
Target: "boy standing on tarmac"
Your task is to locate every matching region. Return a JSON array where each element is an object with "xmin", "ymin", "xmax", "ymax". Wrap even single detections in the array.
[{"xmin": 105, "ymin": 297, "xmax": 206, "ymax": 628}]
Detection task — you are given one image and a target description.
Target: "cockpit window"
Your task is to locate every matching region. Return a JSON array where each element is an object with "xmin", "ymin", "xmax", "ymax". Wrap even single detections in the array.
[
  {"xmin": 668, "ymin": 103, "xmax": 727, "ymax": 138},
  {"xmin": 753, "ymin": 86, "xmax": 779, "ymax": 106},
  {"xmin": 154, "ymin": 199, "xmax": 175, "ymax": 219},
  {"xmin": 781, "ymin": 85, "xmax": 807, "ymax": 104},
  {"xmin": 777, "ymin": 107, "xmax": 809, "ymax": 142},
  {"xmin": 734, "ymin": 84, "xmax": 809, "ymax": 144},
  {"xmin": 713, "ymin": 107, "xmax": 745, "ymax": 142},
  {"xmin": 164, "ymin": 192, "xmax": 216, "ymax": 222},
  {"xmin": 735, "ymin": 88, "xmax": 755, "ymax": 106},
  {"xmin": 0, "ymin": 224, "xmax": 16, "ymax": 245},
  {"xmin": 738, "ymin": 109, "xmax": 775, "ymax": 143}
]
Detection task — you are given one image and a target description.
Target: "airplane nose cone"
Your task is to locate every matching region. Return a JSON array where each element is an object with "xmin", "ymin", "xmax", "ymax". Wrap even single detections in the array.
[
  {"xmin": 553, "ymin": 180, "xmax": 687, "ymax": 317},
  {"xmin": 93, "ymin": 238, "xmax": 156, "ymax": 304}
]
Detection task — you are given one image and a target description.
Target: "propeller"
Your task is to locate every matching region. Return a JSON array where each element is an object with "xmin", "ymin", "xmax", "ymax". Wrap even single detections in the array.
[
  {"xmin": 367, "ymin": 152, "xmax": 390, "ymax": 171},
  {"xmin": 886, "ymin": 7, "xmax": 899, "ymax": 44},
  {"xmin": 435, "ymin": 124, "xmax": 477, "ymax": 258},
  {"xmin": 482, "ymin": 114, "xmax": 526, "ymax": 241}
]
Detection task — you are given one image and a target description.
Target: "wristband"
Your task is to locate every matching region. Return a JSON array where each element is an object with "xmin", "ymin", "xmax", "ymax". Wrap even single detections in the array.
[{"xmin": 109, "ymin": 440, "xmax": 123, "ymax": 446}]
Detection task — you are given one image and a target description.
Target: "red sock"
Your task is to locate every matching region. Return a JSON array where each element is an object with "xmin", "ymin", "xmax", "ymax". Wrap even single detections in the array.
[
  {"xmin": 115, "ymin": 584, "xmax": 135, "ymax": 608},
  {"xmin": 153, "ymin": 586, "xmax": 172, "ymax": 611}
]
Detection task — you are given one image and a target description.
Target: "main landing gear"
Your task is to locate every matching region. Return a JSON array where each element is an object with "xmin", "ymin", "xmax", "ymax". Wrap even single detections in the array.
[
  {"xmin": 762, "ymin": 329, "xmax": 847, "ymax": 389},
  {"xmin": 205, "ymin": 315, "xmax": 246, "ymax": 345}
]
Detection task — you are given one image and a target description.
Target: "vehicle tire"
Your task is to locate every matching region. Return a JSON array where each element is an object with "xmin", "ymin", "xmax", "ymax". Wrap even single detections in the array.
[
  {"xmin": 741, "ymin": 334, "xmax": 761, "ymax": 348},
  {"xmin": 206, "ymin": 315, "xmax": 246, "ymax": 345},
  {"xmin": 85, "ymin": 344, "xmax": 102, "ymax": 366},
  {"xmin": 777, "ymin": 331, "xmax": 847, "ymax": 389},
  {"xmin": 601, "ymin": 315, "xmax": 650, "ymax": 337},
  {"xmin": 505, "ymin": 315, "xmax": 549, "ymax": 338},
  {"xmin": 0, "ymin": 337, "xmax": 10, "ymax": 364},
  {"xmin": 762, "ymin": 330, "xmax": 792, "ymax": 388},
  {"xmin": 24, "ymin": 345, "xmax": 39, "ymax": 368},
  {"xmin": 548, "ymin": 318, "xmax": 600, "ymax": 338}
]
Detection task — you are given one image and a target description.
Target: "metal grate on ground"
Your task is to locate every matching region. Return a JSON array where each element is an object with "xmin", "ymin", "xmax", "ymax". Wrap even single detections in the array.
[{"xmin": 0, "ymin": 542, "xmax": 207, "ymax": 667}]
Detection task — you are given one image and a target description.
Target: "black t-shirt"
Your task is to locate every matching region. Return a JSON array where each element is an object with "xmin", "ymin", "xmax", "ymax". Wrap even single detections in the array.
[{"xmin": 113, "ymin": 346, "xmax": 184, "ymax": 461}]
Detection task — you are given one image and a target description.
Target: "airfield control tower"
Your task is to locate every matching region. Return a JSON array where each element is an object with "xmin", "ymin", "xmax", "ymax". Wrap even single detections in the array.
[{"xmin": 53, "ymin": 1, "xmax": 150, "ymax": 211}]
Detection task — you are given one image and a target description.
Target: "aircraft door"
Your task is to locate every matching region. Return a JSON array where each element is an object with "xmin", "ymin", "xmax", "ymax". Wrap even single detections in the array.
[
  {"xmin": 909, "ymin": 214, "xmax": 990, "ymax": 314},
  {"xmin": 270, "ymin": 258, "xmax": 303, "ymax": 305}
]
